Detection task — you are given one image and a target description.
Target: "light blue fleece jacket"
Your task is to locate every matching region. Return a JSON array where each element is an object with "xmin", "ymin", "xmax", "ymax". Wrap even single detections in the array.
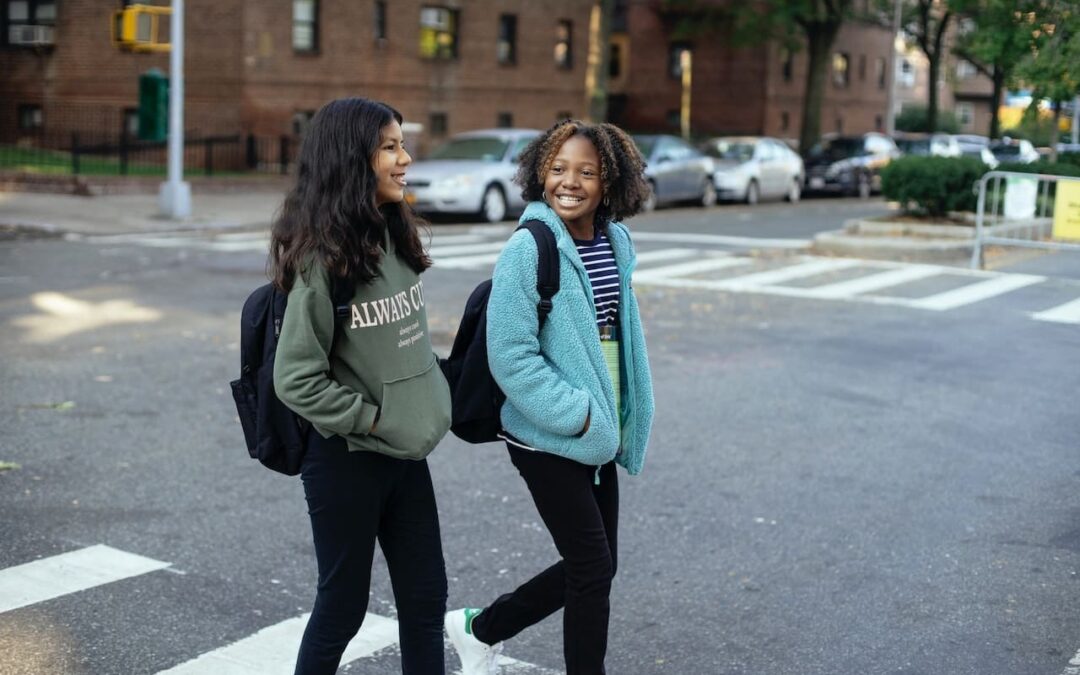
[{"xmin": 487, "ymin": 201, "xmax": 655, "ymax": 475}]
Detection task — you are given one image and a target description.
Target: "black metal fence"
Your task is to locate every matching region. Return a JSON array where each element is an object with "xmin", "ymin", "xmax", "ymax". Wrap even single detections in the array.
[{"xmin": 0, "ymin": 131, "xmax": 301, "ymax": 177}]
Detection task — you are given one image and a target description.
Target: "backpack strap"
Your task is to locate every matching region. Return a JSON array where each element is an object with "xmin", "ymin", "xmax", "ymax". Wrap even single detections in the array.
[
  {"xmin": 516, "ymin": 220, "xmax": 559, "ymax": 328},
  {"xmin": 330, "ymin": 276, "xmax": 353, "ymax": 325}
]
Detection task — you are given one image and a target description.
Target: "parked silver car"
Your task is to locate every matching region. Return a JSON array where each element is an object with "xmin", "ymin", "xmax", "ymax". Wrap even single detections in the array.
[
  {"xmin": 989, "ymin": 138, "xmax": 1040, "ymax": 164},
  {"xmin": 405, "ymin": 128, "xmax": 540, "ymax": 223},
  {"xmin": 632, "ymin": 134, "xmax": 717, "ymax": 210},
  {"xmin": 894, "ymin": 132, "xmax": 962, "ymax": 158},
  {"xmin": 701, "ymin": 136, "xmax": 805, "ymax": 204}
]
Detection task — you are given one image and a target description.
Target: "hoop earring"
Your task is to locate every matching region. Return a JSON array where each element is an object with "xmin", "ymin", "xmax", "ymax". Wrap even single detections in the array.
[
  {"xmin": 603, "ymin": 196, "xmax": 610, "ymax": 207},
  {"xmin": 542, "ymin": 191, "xmax": 551, "ymax": 205}
]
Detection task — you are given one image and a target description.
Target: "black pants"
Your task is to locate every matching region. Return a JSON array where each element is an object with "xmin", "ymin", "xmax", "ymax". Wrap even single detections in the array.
[
  {"xmin": 294, "ymin": 430, "xmax": 447, "ymax": 675},
  {"xmin": 472, "ymin": 445, "xmax": 619, "ymax": 675}
]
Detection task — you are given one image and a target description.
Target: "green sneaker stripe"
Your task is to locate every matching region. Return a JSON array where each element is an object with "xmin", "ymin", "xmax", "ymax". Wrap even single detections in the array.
[{"xmin": 464, "ymin": 607, "xmax": 481, "ymax": 636}]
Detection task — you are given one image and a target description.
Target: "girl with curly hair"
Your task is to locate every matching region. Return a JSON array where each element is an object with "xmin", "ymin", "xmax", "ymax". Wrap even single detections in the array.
[
  {"xmin": 271, "ymin": 97, "xmax": 452, "ymax": 674},
  {"xmin": 445, "ymin": 119, "xmax": 656, "ymax": 675}
]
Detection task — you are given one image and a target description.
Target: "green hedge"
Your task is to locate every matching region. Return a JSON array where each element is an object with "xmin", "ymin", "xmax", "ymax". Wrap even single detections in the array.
[
  {"xmin": 880, "ymin": 156, "xmax": 988, "ymax": 217},
  {"xmin": 882, "ymin": 156, "xmax": 1080, "ymax": 217}
]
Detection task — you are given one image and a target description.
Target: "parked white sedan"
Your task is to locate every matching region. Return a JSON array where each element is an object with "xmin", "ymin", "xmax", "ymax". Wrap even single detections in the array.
[
  {"xmin": 405, "ymin": 128, "xmax": 540, "ymax": 223},
  {"xmin": 701, "ymin": 136, "xmax": 805, "ymax": 204}
]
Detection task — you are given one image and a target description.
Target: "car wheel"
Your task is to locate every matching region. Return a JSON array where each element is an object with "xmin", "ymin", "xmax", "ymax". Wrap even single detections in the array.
[
  {"xmin": 700, "ymin": 180, "xmax": 717, "ymax": 208},
  {"xmin": 786, "ymin": 178, "xmax": 802, "ymax": 203},
  {"xmin": 856, "ymin": 173, "xmax": 871, "ymax": 200},
  {"xmin": 642, "ymin": 181, "xmax": 657, "ymax": 212},
  {"xmin": 480, "ymin": 185, "xmax": 508, "ymax": 223},
  {"xmin": 745, "ymin": 180, "xmax": 759, "ymax": 205}
]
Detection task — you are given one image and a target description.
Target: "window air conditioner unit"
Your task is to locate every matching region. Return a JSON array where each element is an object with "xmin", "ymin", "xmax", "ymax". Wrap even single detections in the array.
[
  {"xmin": 9, "ymin": 25, "xmax": 55, "ymax": 46},
  {"xmin": 420, "ymin": 8, "xmax": 450, "ymax": 31}
]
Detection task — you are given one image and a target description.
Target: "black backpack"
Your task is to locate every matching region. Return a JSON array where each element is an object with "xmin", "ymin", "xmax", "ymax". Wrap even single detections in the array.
[
  {"xmin": 230, "ymin": 278, "xmax": 352, "ymax": 476},
  {"xmin": 440, "ymin": 220, "xmax": 559, "ymax": 444}
]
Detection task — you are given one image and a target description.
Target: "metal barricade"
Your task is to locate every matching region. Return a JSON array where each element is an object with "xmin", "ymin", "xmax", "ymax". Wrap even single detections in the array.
[{"xmin": 971, "ymin": 170, "xmax": 1080, "ymax": 268}]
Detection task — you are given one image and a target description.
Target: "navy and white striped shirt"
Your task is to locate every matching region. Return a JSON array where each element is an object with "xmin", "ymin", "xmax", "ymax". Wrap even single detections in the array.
[{"xmin": 573, "ymin": 229, "xmax": 620, "ymax": 327}]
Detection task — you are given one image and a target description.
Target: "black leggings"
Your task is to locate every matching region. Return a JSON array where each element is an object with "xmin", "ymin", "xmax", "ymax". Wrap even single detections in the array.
[
  {"xmin": 472, "ymin": 445, "xmax": 618, "ymax": 675},
  {"xmin": 294, "ymin": 430, "xmax": 447, "ymax": 675}
]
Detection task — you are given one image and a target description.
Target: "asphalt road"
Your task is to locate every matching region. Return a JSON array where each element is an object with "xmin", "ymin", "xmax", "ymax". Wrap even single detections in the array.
[{"xmin": 1, "ymin": 200, "xmax": 1078, "ymax": 675}]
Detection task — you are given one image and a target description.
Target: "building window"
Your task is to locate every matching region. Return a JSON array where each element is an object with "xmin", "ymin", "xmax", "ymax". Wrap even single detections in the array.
[
  {"xmin": 496, "ymin": 112, "xmax": 513, "ymax": 128},
  {"xmin": 293, "ymin": 0, "xmax": 318, "ymax": 52},
  {"xmin": 420, "ymin": 6, "xmax": 457, "ymax": 59},
  {"xmin": 374, "ymin": 1, "xmax": 387, "ymax": 41},
  {"xmin": 899, "ymin": 58, "xmax": 915, "ymax": 87},
  {"xmin": 292, "ymin": 110, "xmax": 316, "ymax": 136},
  {"xmin": 835, "ymin": 116, "xmax": 843, "ymax": 133},
  {"xmin": 956, "ymin": 102, "xmax": 974, "ymax": 126},
  {"xmin": 780, "ymin": 111, "xmax": 790, "ymax": 131},
  {"xmin": 669, "ymin": 42, "xmax": 691, "ymax": 79},
  {"xmin": 956, "ymin": 59, "xmax": 976, "ymax": 80},
  {"xmin": 555, "ymin": 110, "xmax": 572, "ymax": 122},
  {"xmin": 123, "ymin": 107, "xmax": 139, "ymax": 136},
  {"xmin": 832, "ymin": 52, "xmax": 850, "ymax": 87},
  {"xmin": 858, "ymin": 54, "xmax": 866, "ymax": 81},
  {"xmin": 781, "ymin": 48, "xmax": 794, "ymax": 82},
  {"xmin": 5, "ymin": 0, "xmax": 56, "ymax": 45},
  {"xmin": 609, "ymin": 40, "xmax": 622, "ymax": 79},
  {"xmin": 430, "ymin": 112, "xmax": 448, "ymax": 136},
  {"xmin": 665, "ymin": 109, "xmax": 681, "ymax": 129},
  {"xmin": 497, "ymin": 14, "xmax": 516, "ymax": 65},
  {"xmin": 875, "ymin": 114, "xmax": 883, "ymax": 131},
  {"xmin": 554, "ymin": 19, "xmax": 572, "ymax": 69},
  {"xmin": 876, "ymin": 57, "xmax": 887, "ymax": 89},
  {"xmin": 17, "ymin": 104, "xmax": 42, "ymax": 131}
]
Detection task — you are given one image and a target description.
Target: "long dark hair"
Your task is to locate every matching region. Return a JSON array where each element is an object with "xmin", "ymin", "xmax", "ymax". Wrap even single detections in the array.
[
  {"xmin": 514, "ymin": 119, "xmax": 650, "ymax": 228},
  {"xmin": 270, "ymin": 97, "xmax": 431, "ymax": 291}
]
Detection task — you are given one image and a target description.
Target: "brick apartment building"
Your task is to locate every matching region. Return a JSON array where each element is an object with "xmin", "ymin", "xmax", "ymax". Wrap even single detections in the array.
[
  {"xmin": 609, "ymin": 0, "xmax": 893, "ymax": 143},
  {"xmin": 0, "ymin": 0, "xmax": 595, "ymax": 155},
  {"xmin": 1, "ymin": 0, "xmax": 893, "ymax": 158},
  {"xmin": 894, "ymin": 31, "xmax": 996, "ymax": 136}
]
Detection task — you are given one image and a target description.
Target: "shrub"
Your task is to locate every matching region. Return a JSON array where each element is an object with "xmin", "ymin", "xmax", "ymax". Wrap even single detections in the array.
[
  {"xmin": 996, "ymin": 160, "xmax": 1080, "ymax": 178},
  {"xmin": 881, "ymin": 156, "xmax": 987, "ymax": 217},
  {"xmin": 894, "ymin": 105, "xmax": 961, "ymax": 134},
  {"xmin": 1057, "ymin": 152, "xmax": 1080, "ymax": 168}
]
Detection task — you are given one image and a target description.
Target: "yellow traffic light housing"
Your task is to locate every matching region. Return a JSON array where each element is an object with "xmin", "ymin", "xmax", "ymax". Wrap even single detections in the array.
[{"xmin": 111, "ymin": 4, "xmax": 171, "ymax": 53}]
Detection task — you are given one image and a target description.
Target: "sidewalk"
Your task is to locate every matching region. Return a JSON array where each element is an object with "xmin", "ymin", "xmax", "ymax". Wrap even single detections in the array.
[{"xmin": 0, "ymin": 189, "xmax": 287, "ymax": 237}]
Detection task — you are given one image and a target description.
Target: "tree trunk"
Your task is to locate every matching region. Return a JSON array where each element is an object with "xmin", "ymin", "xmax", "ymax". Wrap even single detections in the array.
[
  {"xmin": 585, "ymin": 0, "xmax": 615, "ymax": 123},
  {"xmin": 989, "ymin": 66, "xmax": 1004, "ymax": 139},
  {"xmin": 927, "ymin": 55, "xmax": 940, "ymax": 131},
  {"xmin": 799, "ymin": 22, "xmax": 840, "ymax": 155},
  {"xmin": 1049, "ymin": 100, "xmax": 1061, "ymax": 163}
]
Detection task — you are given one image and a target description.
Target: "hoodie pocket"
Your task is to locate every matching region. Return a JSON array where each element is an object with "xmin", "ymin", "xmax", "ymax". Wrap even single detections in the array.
[{"xmin": 375, "ymin": 357, "xmax": 452, "ymax": 456}]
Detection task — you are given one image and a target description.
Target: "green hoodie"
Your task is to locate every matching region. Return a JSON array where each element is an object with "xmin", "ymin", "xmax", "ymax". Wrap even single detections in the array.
[{"xmin": 273, "ymin": 233, "xmax": 451, "ymax": 460}]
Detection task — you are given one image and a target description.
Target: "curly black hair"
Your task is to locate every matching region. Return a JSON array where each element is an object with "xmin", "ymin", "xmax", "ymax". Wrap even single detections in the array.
[{"xmin": 513, "ymin": 119, "xmax": 650, "ymax": 227}]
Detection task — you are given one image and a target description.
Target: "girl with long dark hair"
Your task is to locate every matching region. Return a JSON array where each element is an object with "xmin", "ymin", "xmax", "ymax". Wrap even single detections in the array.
[{"xmin": 271, "ymin": 97, "xmax": 452, "ymax": 675}]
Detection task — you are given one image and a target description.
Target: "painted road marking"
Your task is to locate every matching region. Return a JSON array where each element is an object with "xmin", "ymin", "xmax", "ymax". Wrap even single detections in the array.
[
  {"xmin": 906, "ymin": 273, "xmax": 1045, "ymax": 311},
  {"xmin": 157, "ymin": 611, "xmax": 559, "ymax": 675},
  {"xmin": 1032, "ymin": 297, "xmax": 1080, "ymax": 325},
  {"xmin": 629, "ymin": 230, "xmax": 810, "ymax": 249},
  {"xmin": 795, "ymin": 265, "xmax": 941, "ymax": 299},
  {"xmin": 632, "ymin": 254, "xmax": 751, "ymax": 283},
  {"xmin": 0, "ymin": 544, "xmax": 171, "ymax": 614}
]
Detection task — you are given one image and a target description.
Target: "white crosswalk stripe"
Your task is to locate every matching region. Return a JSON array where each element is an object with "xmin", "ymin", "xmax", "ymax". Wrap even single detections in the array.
[
  {"xmin": 1032, "ymin": 297, "xmax": 1080, "ymax": 324},
  {"xmin": 0, "ymin": 545, "xmax": 558, "ymax": 673},
  {"xmin": 0, "ymin": 544, "xmax": 170, "ymax": 613},
  {"xmin": 86, "ymin": 230, "xmax": 1080, "ymax": 324}
]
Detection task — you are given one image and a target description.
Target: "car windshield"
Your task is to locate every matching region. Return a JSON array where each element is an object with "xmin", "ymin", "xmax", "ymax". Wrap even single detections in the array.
[
  {"xmin": 429, "ymin": 137, "xmax": 509, "ymax": 162},
  {"xmin": 632, "ymin": 136, "xmax": 657, "ymax": 158},
  {"xmin": 808, "ymin": 138, "xmax": 862, "ymax": 161},
  {"xmin": 897, "ymin": 139, "xmax": 931, "ymax": 156},
  {"xmin": 704, "ymin": 141, "xmax": 755, "ymax": 161},
  {"xmin": 990, "ymin": 144, "xmax": 1020, "ymax": 159}
]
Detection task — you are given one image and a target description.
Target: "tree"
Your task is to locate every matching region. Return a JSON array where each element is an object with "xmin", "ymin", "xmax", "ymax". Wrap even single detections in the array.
[
  {"xmin": 1016, "ymin": 0, "xmax": 1080, "ymax": 159},
  {"xmin": 951, "ymin": 0, "xmax": 1041, "ymax": 139},
  {"xmin": 732, "ymin": 0, "xmax": 859, "ymax": 153},
  {"xmin": 896, "ymin": 0, "xmax": 954, "ymax": 132}
]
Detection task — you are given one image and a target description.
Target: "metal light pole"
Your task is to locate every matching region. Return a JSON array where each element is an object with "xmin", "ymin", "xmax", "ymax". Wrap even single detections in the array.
[
  {"xmin": 884, "ymin": 0, "xmax": 903, "ymax": 136},
  {"xmin": 159, "ymin": 0, "xmax": 190, "ymax": 219},
  {"xmin": 680, "ymin": 49, "xmax": 692, "ymax": 140},
  {"xmin": 1073, "ymin": 94, "xmax": 1079, "ymax": 146}
]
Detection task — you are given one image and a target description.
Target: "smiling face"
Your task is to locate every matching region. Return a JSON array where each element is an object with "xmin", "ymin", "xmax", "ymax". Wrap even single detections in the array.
[
  {"xmin": 544, "ymin": 134, "xmax": 603, "ymax": 239},
  {"xmin": 373, "ymin": 120, "xmax": 411, "ymax": 206}
]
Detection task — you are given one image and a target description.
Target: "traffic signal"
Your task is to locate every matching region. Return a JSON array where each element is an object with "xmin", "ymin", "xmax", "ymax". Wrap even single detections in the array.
[
  {"xmin": 112, "ymin": 4, "xmax": 171, "ymax": 53},
  {"xmin": 138, "ymin": 69, "xmax": 168, "ymax": 141}
]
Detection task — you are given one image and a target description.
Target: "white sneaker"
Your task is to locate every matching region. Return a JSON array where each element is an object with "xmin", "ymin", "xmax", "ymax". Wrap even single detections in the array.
[{"xmin": 445, "ymin": 607, "xmax": 502, "ymax": 675}]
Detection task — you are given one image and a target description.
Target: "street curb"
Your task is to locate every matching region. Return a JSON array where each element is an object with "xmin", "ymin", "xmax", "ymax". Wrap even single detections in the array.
[{"xmin": 811, "ymin": 217, "xmax": 974, "ymax": 264}]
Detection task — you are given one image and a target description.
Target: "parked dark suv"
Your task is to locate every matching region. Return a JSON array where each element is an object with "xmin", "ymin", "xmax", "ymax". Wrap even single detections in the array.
[{"xmin": 803, "ymin": 132, "xmax": 899, "ymax": 198}]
